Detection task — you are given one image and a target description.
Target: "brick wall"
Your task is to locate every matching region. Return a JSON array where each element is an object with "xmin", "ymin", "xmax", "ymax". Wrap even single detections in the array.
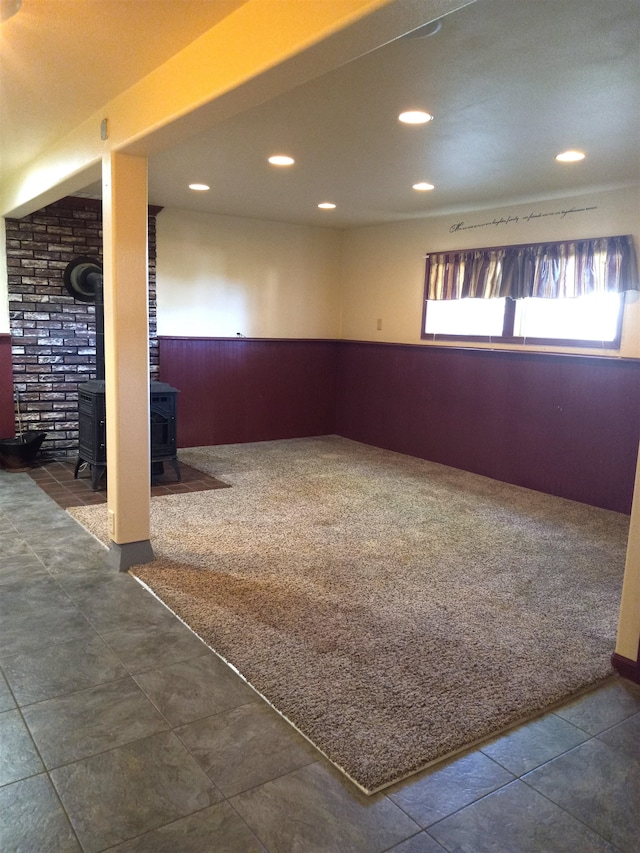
[{"xmin": 5, "ymin": 197, "xmax": 159, "ymax": 458}]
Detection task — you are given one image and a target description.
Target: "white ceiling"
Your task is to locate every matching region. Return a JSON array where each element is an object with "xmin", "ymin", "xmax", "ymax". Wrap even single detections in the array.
[
  {"xmin": 4, "ymin": 0, "xmax": 640, "ymax": 229},
  {"xmin": 147, "ymin": 0, "xmax": 640, "ymax": 227}
]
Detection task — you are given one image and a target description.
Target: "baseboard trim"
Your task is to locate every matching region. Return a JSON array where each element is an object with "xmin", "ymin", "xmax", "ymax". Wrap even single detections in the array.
[
  {"xmin": 611, "ymin": 651, "xmax": 640, "ymax": 684},
  {"xmin": 107, "ymin": 539, "xmax": 155, "ymax": 572}
]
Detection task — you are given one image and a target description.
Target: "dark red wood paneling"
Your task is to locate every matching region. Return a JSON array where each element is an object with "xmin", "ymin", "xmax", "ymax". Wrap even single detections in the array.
[
  {"xmin": 334, "ymin": 342, "xmax": 640, "ymax": 514},
  {"xmin": 159, "ymin": 337, "xmax": 338, "ymax": 448},
  {"xmin": 0, "ymin": 335, "xmax": 14, "ymax": 438},
  {"xmin": 159, "ymin": 336, "xmax": 640, "ymax": 513}
]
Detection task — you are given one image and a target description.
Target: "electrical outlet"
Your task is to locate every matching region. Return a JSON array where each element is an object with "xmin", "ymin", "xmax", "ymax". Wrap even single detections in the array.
[
  {"xmin": 108, "ymin": 509, "xmax": 115, "ymax": 537},
  {"xmin": 376, "ymin": 318, "xmax": 382, "ymax": 330}
]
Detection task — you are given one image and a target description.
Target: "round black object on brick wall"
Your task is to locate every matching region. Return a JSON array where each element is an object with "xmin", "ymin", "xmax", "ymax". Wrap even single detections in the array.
[{"xmin": 63, "ymin": 255, "xmax": 103, "ymax": 302}]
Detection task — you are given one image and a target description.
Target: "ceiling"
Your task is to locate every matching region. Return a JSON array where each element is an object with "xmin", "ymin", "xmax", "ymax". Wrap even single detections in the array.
[
  {"xmin": 0, "ymin": 0, "xmax": 247, "ymax": 181},
  {"xmin": 2, "ymin": 0, "xmax": 640, "ymax": 229}
]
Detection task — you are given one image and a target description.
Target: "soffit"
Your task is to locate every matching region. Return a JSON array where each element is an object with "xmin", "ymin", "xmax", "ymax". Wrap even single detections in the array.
[{"xmin": 0, "ymin": 0, "xmax": 247, "ymax": 180}]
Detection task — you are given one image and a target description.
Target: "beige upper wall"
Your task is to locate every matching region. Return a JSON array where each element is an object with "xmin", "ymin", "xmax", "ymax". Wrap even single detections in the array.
[
  {"xmin": 156, "ymin": 186, "xmax": 640, "ymax": 357},
  {"xmin": 340, "ymin": 186, "xmax": 640, "ymax": 357},
  {"xmin": 156, "ymin": 208, "xmax": 342, "ymax": 339}
]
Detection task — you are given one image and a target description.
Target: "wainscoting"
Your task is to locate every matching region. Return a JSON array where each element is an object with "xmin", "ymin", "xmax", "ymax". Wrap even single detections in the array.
[
  {"xmin": 0, "ymin": 334, "xmax": 14, "ymax": 438},
  {"xmin": 158, "ymin": 337, "xmax": 338, "ymax": 448},
  {"xmin": 335, "ymin": 342, "xmax": 640, "ymax": 515},
  {"xmin": 160, "ymin": 336, "xmax": 640, "ymax": 514}
]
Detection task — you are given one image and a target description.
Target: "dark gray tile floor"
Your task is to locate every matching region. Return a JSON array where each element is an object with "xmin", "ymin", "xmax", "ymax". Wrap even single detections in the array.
[{"xmin": 1, "ymin": 469, "xmax": 640, "ymax": 852}]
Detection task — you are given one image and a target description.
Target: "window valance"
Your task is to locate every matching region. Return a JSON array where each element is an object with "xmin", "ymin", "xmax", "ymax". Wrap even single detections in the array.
[{"xmin": 425, "ymin": 235, "xmax": 639, "ymax": 300}]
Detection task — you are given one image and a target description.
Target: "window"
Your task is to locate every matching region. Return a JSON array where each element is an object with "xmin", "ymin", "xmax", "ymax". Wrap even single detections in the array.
[
  {"xmin": 424, "ymin": 292, "xmax": 625, "ymax": 345},
  {"xmin": 422, "ymin": 235, "xmax": 638, "ymax": 348},
  {"xmin": 425, "ymin": 297, "xmax": 506, "ymax": 337},
  {"xmin": 513, "ymin": 292, "xmax": 622, "ymax": 342}
]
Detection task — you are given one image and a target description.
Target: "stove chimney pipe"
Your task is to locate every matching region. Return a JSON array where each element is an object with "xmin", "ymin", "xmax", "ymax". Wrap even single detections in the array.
[{"xmin": 63, "ymin": 256, "xmax": 104, "ymax": 381}]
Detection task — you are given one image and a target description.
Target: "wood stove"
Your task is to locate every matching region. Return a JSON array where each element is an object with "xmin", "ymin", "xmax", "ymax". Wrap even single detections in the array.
[{"xmin": 74, "ymin": 380, "xmax": 180, "ymax": 490}]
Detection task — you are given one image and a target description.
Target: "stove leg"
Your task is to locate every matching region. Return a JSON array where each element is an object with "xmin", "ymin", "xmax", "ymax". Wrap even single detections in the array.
[
  {"xmin": 91, "ymin": 465, "xmax": 106, "ymax": 491},
  {"xmin": 73, "ymin": 456, "xmax": 84, "ymax": 479},
  {"xmin": 169, "ymin": 457, "xmax": 181, "ymax": 482}
]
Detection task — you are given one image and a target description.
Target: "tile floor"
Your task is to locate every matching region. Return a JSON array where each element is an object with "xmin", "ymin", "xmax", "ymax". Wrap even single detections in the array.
[
  {"xmin": 1, "ymin": 467, "xmax": 640, "ymax": 852},
  {"xmin": 26, "ymin": 458, "xmax": 229, "ymax": 509}
]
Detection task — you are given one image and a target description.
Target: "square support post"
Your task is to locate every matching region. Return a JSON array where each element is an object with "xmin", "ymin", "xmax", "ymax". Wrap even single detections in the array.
[
  {"xmin": 613, "ymin": 440, "xmax": 640, "ymax": 682},
  {"xmin": 102, "ymin": 151, "xmax": 154, "ymax": 569}
]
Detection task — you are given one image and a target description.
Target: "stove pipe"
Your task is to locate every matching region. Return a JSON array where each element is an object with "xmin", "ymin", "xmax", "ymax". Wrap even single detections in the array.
[{"xmin": 63, "ymin": 256, "xmax": 104, "ymax": 381}]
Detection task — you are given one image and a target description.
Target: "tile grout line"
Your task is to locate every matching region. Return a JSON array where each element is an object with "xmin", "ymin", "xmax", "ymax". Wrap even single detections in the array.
[{"xmin": 0, "ymin": 668, "xmax": 86, "ymax": 852}]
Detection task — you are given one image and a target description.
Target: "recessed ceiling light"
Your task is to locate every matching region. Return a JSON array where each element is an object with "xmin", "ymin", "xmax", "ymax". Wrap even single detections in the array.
[
  {"xmin": 189, "ymin": 183, "xmax": 210, "ymax": 191},
  {"xmin": 399, "ymin": 110, "xmax": 433, "ymax": 125},
  {"xmin": 555, "ymin": 150, "xmax": 586, "ymax": 163},
  {"xmin": 318, "ymin": 202, "xmax": 336, "ymax": 210},
  {"xmin": 413, "ymin": 182, "xmax": 435, "ymax": 191},
  {"xmin": 268, "ymin": 155, "xmax": 295, "ymax": 166}
]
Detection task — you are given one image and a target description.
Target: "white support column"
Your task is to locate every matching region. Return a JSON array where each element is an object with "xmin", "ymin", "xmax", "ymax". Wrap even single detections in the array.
[
  {"xmin": 613, "ymin": 440, "xmax": 640, "ymax": 681},
  {"xmin": 101, "ymin": 151, "xmax": 154, "ymax": 570}
]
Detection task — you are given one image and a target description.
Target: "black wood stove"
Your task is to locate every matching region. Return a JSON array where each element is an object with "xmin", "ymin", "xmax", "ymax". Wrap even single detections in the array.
[{"xmin": 74, "ymin": 380, "xmax": 180, "ymax": 490}]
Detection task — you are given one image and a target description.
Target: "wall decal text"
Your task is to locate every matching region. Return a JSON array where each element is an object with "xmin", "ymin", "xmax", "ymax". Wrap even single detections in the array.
[{"xmin": 449, "ymin": 205, "xmax": 598, "ymax": 234}]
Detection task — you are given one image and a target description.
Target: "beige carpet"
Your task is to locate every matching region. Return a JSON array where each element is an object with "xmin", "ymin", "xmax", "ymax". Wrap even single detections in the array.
[{"xmin": 68, "ymin": 436, "xmax": 629, "ymax": 793}]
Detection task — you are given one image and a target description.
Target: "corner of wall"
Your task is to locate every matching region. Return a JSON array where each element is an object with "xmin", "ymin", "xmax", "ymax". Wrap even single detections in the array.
[{"xmin": 336, "ymin": 226, "xmax": 348, "ymax": 341}]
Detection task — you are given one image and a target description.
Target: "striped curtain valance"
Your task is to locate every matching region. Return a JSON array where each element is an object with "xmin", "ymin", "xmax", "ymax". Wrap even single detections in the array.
[{"xmin": 426, "ymin": 235, "xmax": 639, "ymax": 300}]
